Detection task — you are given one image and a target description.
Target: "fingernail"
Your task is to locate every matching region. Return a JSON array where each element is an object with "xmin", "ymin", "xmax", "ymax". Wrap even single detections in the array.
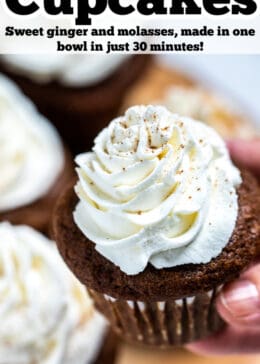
[{"xmin": 220, "ymin": 280, "xmax": 260, "ymax": 318}]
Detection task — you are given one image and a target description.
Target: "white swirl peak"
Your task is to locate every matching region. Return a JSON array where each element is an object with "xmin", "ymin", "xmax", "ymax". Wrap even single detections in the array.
[{"xmin": 74, "ymin": 105, "xmax": 242, "ymax": 275}]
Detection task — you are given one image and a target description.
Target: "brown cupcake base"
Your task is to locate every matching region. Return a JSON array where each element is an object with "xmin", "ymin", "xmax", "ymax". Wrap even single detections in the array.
[
  {"xmin": 54, "ymin": 169, "xmax": 260, "ymax": 302},
  {"xmin": 0, "ymin": 147, "xmax": 74, "ymax": 236},
  {"xmin": 89, "ymin": 288, "xmax": 224, "ymax": 347}
]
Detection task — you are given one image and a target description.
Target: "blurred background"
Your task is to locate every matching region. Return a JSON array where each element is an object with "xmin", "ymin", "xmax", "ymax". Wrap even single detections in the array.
[{"xmin": 162, "ymin": 55, "xmax": 260, "ymax": 124}]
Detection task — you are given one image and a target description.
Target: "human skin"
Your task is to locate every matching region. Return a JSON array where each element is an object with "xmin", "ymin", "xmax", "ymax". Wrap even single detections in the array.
[{"xmin": 187, "ymin": 138, "xmax": 260, "ymax": 356}]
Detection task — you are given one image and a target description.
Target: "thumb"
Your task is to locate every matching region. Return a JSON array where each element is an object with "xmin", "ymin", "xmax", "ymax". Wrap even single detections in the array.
[
  {"xmin": 227, "ymin": 139, "xmax": 260, "ymax": 179},
  {"xmin": 217, "ymin": 264, "xmax": 260, "ymax": 329}
]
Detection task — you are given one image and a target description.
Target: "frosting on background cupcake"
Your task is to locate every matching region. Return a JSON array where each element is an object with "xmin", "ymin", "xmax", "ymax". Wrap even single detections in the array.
[
  {"xmin": 0, "ymin": 222, "xmax": 106, "ymax": 364},
  {"xmin": 73, "ymin": 105, "xmax": 242, "ymax": 275},
  {"xmin": 160, "ymin": 86, "xmax": 254, "ymax": 138},
  {"xmin": 163, "ymin": 86, "xmax": 231, "ymax": 122},
  {"xmin": 1, "ymin": 54, "xmax": 129, "ymax": 87},
  {"xmin": 0, "ymin": 74, "xmax": 64, "ymax": 213}
]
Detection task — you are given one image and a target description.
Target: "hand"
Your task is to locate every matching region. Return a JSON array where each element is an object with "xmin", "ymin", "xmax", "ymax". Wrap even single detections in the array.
[
  {"xmin": 228, "ymin": 139, "xmax": 260, "ymax": 179},
  {"xmin": 187, "ymin": 138, "xmax": 260, "ymax": 356}
]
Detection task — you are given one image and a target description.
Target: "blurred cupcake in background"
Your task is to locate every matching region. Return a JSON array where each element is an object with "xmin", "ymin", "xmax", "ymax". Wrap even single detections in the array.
[
  {"xmin": 160, "ymin": 86, "xmax": 255, "ymax": 138},
  {"xmin": 0, "ymin": 74, "xmax": 74, "ymax": 234},
  {"xmin": 122, "ymin": 61, "xmax": 256, "ymax": 138},
  {"xmin": 0, "ymin": 222, "xmax": 112, "ymax": 364},
  {"xmin": 0, "ymin": 54, "xmax": 151, "ymax": 153}
]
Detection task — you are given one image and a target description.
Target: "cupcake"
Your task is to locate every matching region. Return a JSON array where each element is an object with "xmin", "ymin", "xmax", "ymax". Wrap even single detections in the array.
[
  {"xmin": 159, "ymin": 86, "xmax": 256, "ymax": 138},
  {"xmin": 53, "ymin": 105, "xmax": 260, "ymax": 347},
  {"xmin": 122, "ymin": 62, "xmax": 256, "ymax": 138},
  {"xmin": 0, "ymin": 74, "xmax": 74, "ymax": 234},
  {"xmin": 0, "ymin": 54, "xmax": 151, "ymax": 153},
  {"xmin": 0, "ymin": 222, "xmax": 115, "ymax": 364}
]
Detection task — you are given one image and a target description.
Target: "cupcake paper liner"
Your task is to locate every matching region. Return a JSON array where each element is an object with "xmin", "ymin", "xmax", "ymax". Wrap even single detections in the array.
[{"xmin": 88, "ymin": 287, "xmax": 225, "ymax": 347}]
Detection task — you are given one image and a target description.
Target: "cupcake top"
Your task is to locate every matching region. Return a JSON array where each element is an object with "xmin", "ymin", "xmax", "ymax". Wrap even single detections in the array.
[
  {"xmin": 0, "ymin": 222, "xmax": 106, "ymax": 364},
  {"xmin": 0, "ymin": 74, "xmax": 64, "ymax": 213},
  {"xmin": 74, "ymin": 105, "xmax": 242, "ymax": 275},
  {"xmin": 1, "ymin": 54, "xmax": 129, "ymax": 87}
]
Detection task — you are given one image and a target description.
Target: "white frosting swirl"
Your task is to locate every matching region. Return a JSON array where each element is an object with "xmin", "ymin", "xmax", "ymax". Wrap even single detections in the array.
[
  {"xmin": 0, "ymin": 74, "xmax": 64, "ymax": 212},
  {"xmin": 1, "ymin": 54, "xmax": 129, "ymax": 87},
  {"xmin": 74, "ymin": 105, "xmax": 241, "ymax": 275},
  {"xmin": 0, "ymin": 222, "xmax": 106, "ymax": 364}
]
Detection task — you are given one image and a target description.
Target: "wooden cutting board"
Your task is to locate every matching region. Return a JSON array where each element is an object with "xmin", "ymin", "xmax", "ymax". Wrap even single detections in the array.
[{"xmin": 115, "ymin": 341, "xmax": 260, "ymax": 364}]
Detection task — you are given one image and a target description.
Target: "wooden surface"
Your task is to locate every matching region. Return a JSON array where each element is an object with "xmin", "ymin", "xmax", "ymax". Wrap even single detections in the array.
[{"xmin": 115, "ymin": 342, "xmax": 260, "ymax": 364}]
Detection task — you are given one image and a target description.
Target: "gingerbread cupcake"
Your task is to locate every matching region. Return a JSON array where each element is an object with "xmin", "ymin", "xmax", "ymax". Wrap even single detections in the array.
[
  {"xmin": 0, "ymin": 54, "xmax": 151, "ymax": 153},
  {"xmin": 0, "ymin": 74, "xmax": 74, "ymax": 234},
  {"xmin": 0, "ymin": 222, "xmax": 117, "ymax": 364},
  {"xmin": 54, "ymin": 105, "xmax": 260, "ymax": 346}
]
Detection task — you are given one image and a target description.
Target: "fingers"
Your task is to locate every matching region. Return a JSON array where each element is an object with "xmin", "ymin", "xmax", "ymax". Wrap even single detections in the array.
[
  {"xmin": 216, "ymin": 264, "xmax": 260, "ymax": 329},
  {"xmin": 187, "ymin": 138, "xmax": 260, "ymax": 356},
  {"xmin": 217, "ymin": 279, "xmax": 260, "ymax": 329},
  {"xmin": 187, "ymin": 325, "xmax": 260, "ymax": 356},
  {"xmin": 227, "ymin": 139, "xmax": 260, "ymax": 179},
  {"xmin": 187, "ymin": 264, "xmax": 260, "ymax": 356}
]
